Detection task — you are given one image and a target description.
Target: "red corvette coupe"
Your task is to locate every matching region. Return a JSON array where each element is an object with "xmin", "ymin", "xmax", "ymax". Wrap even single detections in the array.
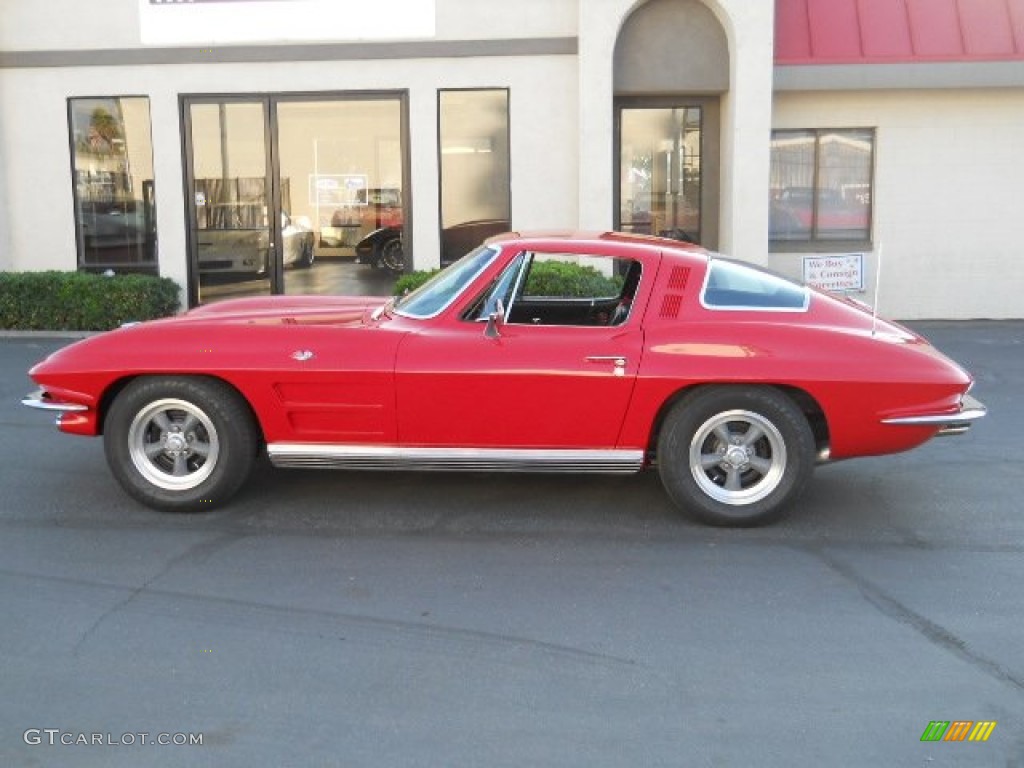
[{"xmin": 23, "ymin": 232, "xmax": 985, "ymax": 526}]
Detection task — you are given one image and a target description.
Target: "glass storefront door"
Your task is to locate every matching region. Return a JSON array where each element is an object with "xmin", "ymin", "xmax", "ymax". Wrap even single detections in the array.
[
  {"xmin": 617, "ymin": 105, "xmax": 703, "ymax": 245},
  {"xmin": 186, "ymin": 101, "xmax": 273, "ymax": 303},
  {"xmin": 276, "ymin": 98, "xmax": 405, "ymax": 295},
  {"xmin": 183, "ymin": 93, "xmax": 407, "ymax": 305}
]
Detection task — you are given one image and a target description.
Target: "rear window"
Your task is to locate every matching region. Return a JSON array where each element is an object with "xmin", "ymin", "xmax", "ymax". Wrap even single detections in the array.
[{"xmin": 701, "ymin": 258, "xmax": 809, "ymax": 311}]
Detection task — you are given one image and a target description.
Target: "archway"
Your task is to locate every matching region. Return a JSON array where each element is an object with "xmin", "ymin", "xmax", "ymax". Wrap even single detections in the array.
[{"xmin": 614, "ymin": 0, "xmax": 729, "ymax": 249}]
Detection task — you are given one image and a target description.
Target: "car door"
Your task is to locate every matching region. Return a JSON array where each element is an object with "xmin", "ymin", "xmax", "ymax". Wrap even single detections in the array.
[{"xmin": 394, "ymin": 250, "xmax": 650, "ymax": 449}]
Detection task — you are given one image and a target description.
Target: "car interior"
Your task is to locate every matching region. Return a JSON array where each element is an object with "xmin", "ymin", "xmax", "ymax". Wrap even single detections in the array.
[{"xmin": 465, "ymin": 254, "xmax": 642, "ymax": 327}]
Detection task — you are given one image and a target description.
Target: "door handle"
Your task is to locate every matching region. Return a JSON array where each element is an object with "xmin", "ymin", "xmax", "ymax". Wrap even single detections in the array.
[{"xmin": 585, "ymin": 355, "xmax": 627, "ymax": 376}]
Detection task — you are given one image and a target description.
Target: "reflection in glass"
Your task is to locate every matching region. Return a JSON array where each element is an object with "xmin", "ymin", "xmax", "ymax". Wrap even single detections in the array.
[
  {"xmin": 276, "ymin": 99, "xmax": 403, "ymax": 294},
  {"xmin": 619, "ymin": 107, "xmax": 702, "ymax": 244},
  {"xmin": 439, "ymin": 90, "xmax": 511, "ymax": 265},
  {"xmin": 395, "ymin": 245, "xmax": 497, "ymax": 319},
  {"xmin": 69, "ymin": 97, "xmax": 157, "ymax": 272},
  {"xmin": 188, "ymin": 102, "xmax": 272, "ymax": 302},
  {"xmin": 770, "ymin": 129, "xmax": 873, "ymax": 242}
]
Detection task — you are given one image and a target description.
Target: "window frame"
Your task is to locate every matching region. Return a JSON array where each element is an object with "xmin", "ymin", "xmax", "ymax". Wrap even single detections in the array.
[{"xmin": 768, "ymin": 127, "xmax": 875, "ymax": 253}]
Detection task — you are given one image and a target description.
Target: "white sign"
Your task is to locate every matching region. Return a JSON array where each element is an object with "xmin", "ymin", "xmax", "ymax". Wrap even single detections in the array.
[
  {"xmin": 140, "ymin": 0, "xmax": 436, "ymax": 45},
  {"xmin": 802, "ymin": 253, "xmax": 864, "ymax": 293},
  {"xmin": 308, "ymin": 174, "xmax": 366, "ymax": 207}
]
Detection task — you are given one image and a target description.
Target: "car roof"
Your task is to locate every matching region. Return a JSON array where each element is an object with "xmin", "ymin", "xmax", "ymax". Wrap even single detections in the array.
[{"xmin": 485, "ymin": 230, "xmax": 708, "ymax": 261}]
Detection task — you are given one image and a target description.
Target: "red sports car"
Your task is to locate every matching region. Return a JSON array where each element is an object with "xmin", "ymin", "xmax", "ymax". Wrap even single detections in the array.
[{"xmin": 23, "ymin": 232, "xmax": 985, "ymax": 526}]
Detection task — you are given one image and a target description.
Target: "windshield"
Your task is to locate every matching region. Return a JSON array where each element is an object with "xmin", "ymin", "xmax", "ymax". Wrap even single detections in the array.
[{"xmin": 393, "ymin": 245, "xmax": 498, "ymax": 319}]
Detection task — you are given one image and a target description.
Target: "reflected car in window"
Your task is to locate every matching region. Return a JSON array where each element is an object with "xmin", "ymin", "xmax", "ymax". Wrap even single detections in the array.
[
  {"xmin": 23, "ymin": 232, "xmax": 984, "ymax": 527},
  {"xmin": 355, "ymin": 218, "xmax": 510, "ymax": 275},
  {"xmin": 770, "ymin": 186, "xmax": 870, "ymax": 240},
  {"xmin": 198, "ymin": 212, "xmax": 315, "ymax": 276}
]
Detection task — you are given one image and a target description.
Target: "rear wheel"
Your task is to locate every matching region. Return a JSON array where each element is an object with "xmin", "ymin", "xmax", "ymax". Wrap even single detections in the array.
[
  {"xmin": 296, "ymin": 237, "xmax": 315, "ymax": 268},
  {"xmin": 103, "ymin": 377, "xmax": 258, "ymax": 512},
  {"xmin": 657, "ymin": 387, "xmax": 815, "ymax": 526},
  {"xmin": 380, "ymin": 237, "xmax": 405, "ymax": 274}
]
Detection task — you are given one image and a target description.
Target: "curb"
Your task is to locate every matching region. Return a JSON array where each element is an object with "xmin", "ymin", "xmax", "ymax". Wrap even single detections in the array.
[{"xmin": 0, "ymin": 330, "xmax": 98, "ymax": 340}]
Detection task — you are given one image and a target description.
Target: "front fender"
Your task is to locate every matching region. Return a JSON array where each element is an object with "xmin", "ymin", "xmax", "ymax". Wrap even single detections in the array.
[{"xmin": 355, "ymin": 227, "xmax": 401, "ymax": 252}]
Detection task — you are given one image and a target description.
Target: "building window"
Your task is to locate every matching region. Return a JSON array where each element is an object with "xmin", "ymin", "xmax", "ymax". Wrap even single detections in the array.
[
  {"xmin": 769, "ymin": 128, "xmax": 873, "ymax": 248},
  {"xmin": 618, "ymin": 105, "xmax": 703, "ymax": 244},
  {"xmin": 68, "ymin": 97, "xmax": 158, "ymax": 273},
  {"xmin": 438, "ymin": 89, "xmax": 510, "ymax": 266}
]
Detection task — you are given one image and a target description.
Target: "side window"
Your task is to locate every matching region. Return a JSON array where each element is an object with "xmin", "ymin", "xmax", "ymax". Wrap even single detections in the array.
[
  {"xmin": 462, "ymin": 251, "xmax": 527, "ymax": 321},
  {"xmin": 521, "ymin": 254, "xmax": 626, "ymax": 299},
  {"xmin": 701, "ymin": 259, "xmax": 809, "ymax": 311},
  {"xmin": 510, "ymin": 253, "xmax": 641, "ymax": 326}
]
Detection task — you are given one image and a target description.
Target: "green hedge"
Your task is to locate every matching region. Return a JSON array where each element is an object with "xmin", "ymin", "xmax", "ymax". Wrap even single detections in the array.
[
  {"xmin": 392, "ymin": 261, "xmax": 623, "ymax": 299},
  {"xmin": 522, "ymin": 260, "xmax": 623, "ymax": 298},
  {"xmin": 392, "ymin": 270, "xmax": 437, "ymax": 296},
  {"xmin": 0, "ymin": 271, "xmax": 181, "ymax": 331}
]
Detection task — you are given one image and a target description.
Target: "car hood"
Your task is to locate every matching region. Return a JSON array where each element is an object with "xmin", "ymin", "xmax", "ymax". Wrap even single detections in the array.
[{"xmin": 174, "ymin": 295, "xmax": 388, "ymax": 328}]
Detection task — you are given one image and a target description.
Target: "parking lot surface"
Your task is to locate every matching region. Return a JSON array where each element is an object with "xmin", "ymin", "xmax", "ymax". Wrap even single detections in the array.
[{"xmin": 1, "ymin": 322, "xmax": 1022, "ymax": 767}]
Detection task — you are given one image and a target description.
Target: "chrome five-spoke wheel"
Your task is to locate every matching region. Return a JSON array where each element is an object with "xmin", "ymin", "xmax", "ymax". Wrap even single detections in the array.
[
  {"xmin": 689, "ymin": 410, "xmax": 786, "ymax": 505},
  {"xmin": 128, "ymin": 399, "xmax": 221, "ymax": 491},
  {"xmin": 657, "ymin": 387, "xmax": 815, "ymax": 526}
]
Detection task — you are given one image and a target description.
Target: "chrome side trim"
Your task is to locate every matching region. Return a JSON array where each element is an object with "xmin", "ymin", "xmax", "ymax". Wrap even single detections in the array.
[
  {"xmin": 881, "ymin": 394, "xmax": 986, "ymax": 435},
  {"xmin": 22, "ymin": 390, "xmax": 89, "ymax": 413},
  {"xmin": 267, "ymin": 444, "xmax": 645, "ymax": 474}
]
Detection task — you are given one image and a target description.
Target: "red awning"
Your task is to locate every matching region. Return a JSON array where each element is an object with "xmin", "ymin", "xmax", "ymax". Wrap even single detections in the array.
[{"xmin": 776, "ymin": 0, "xmax": 1024, "ymax": 64}]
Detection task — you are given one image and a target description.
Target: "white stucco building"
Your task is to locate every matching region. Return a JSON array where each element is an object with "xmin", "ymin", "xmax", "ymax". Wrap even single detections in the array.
[{"xmin": 1, "ymin": 0, "xmax": 1021, "ymax": 317}]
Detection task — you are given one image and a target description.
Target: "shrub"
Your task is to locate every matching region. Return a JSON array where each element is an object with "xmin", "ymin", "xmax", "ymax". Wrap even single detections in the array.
[
  {"xmin": 391, "ymin": 261, "xmax": 623, "ymax": 300},
  {"xmin": 523, "ymin": 260, "xmax": 623, "ymax": 298},
  {"xmin": 392, "ymin": 270, "xmax": 439, "ymax": 295},
  {"xmin": 0, "ymin": 271, "xmax": 181, "ymax": 331}
]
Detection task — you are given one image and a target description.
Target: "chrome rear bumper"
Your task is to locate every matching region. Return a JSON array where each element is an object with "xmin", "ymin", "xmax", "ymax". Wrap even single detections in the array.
[{"xmin": 881, "ymin": 394, "xmax": 987, "ymax": 436}]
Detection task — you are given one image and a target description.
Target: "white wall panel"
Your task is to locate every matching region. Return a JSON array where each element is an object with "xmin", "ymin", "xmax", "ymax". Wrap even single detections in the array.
[
  {"xmin": 0, "ymin": 54, "xmax": 577, "ymax": 280},
  {"xmin": 772, "ymin": 89, "xmax": 1024, "ymax": 318}
]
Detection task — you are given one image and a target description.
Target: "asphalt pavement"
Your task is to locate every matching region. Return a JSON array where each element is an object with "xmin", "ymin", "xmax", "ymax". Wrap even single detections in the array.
[{"xmin": 1, "ymin": 322, "xmax": 1022, "ymax": 767}]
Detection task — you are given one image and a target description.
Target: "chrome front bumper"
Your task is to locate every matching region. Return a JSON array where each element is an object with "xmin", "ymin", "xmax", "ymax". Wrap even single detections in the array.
[
  {"xmin": 21, "ymin": 390, "xmax": 89, "ymax": 413},
  {"xmin": 881, "ymin": 394, "xmax": 987, "ymax": 436}
]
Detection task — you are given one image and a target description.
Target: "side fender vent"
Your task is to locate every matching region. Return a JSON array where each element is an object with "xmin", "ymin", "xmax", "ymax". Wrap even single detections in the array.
[
  {"xmin": 667, "ymin": 266, "xmax": 691, "ymax": 291},
  {"xmin": 660, "ymin": 293, "xmax": 683, "ymax": 319}
]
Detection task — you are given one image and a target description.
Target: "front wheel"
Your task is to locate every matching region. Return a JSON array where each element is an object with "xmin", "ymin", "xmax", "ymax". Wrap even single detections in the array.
[
  {"xmin": 103, "ymin": 377, "xmax": 259, "ymax": 512},
  {"xmin": 657, "ymin": 387, "xmax": 815, "ymax": 527}
]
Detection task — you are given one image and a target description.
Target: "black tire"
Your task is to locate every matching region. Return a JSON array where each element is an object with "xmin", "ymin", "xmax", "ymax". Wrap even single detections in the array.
[
  {"xmin": 103, "ymin": 377, "xmax": 259, "ymax": 512},
  {"xmin": 296, "ymin": 238, "xmax": 315, "ymax": 268},
  {"xmin": 380, "ymin": 237, "xmax": 405, "ymax": 274},
  {"xmin": 656, "ymin": 386, "xmax": 815, "ymax": 527}
]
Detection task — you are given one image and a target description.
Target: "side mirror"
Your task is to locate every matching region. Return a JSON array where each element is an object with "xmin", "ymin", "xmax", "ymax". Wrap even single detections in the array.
[{"xmin": 484, "ymin": 299, "xmax": 505, "ymax": 339}]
